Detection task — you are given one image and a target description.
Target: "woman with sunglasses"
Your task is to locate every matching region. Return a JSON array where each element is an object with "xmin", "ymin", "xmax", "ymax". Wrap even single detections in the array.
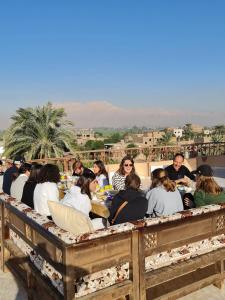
[{"xmin": 112, "ymin": 155, "xmax": 135, "ymax": 191}]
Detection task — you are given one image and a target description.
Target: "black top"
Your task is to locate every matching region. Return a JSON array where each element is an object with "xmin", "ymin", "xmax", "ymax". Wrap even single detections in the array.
[
  {"xmin": 21, "ymin": 181, "xmax": 37, "ymax": 209},
  {"xmin": 3, "ymin": 165, "xmax": 18, "ymax": 195},
  {"xmin": 165, "ymin": 164, "xmax": 195, "ymax": 181},
  {"xmin": 72, "ymin": 167, "xmax": 93, "ymax": 177},
  {"xmin": 108, "ymin": 188, "xmax": 148, "ymax": 225}
]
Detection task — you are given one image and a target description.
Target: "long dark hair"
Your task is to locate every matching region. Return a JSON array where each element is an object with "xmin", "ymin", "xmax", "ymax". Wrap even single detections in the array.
[
  {"xmin": 196, "ymin": 176, "xmax": 222, "ymax": 195},
  {"xmin": 76, "ymin": 170, "xmax": 96, "ymax": 199},
  {"xmin": 12, "ymin": 163, "xmax": 32, "ymax": 181},
  {"xmin": 27, "ymin": 164, "xmax": 43, "ymax": 183},
  {"xmin": 94, "ymin": 160, "xmax": 108, "ymax": 180},
  {"xmin": 118, "ymin": 155, "xmax": 135, "ymax": 176},
  {"xmin": 151, "ymin": 168, "xmax": 176, "ymax": 192},
  {"xmin": 38, "ymin": 164, "xmax": 60, "ymax": 183}
]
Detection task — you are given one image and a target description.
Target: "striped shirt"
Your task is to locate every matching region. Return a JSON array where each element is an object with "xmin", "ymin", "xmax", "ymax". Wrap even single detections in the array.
[{"xmin": 112, "ymin": 172, "xmax": 126, "ymax": 191}]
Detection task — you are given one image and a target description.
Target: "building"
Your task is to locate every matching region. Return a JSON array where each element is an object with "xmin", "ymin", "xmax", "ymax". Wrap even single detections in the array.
[
  {"xmin": 75, "ymin": 129, "xmax": 95, "ymax": 146},
  {"xmin": 173, "ymin": 128, "xmax": 183, "ymax": 138}
]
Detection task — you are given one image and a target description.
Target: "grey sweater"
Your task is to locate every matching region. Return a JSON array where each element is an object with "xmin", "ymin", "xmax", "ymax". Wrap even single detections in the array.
[{"xmin": 146, "ymin": 185, "xmax": 183, "ymax": 217}]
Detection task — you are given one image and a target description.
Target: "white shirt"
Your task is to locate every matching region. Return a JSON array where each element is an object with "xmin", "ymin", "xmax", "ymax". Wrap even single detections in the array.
[
  {"xmin": 96, "ymin": 174, "xmax": 108, "ymax": 188},
  {"xmin": 10, "ymin": 174, "xmax": 29, "ymax": 201},
  {"xmin": 61, "ymin": 186, "xmax": 91, "ymax": 216},
  {"xmin": 34, "ymin": 182, "xmax": 59, "ymax": 216}
]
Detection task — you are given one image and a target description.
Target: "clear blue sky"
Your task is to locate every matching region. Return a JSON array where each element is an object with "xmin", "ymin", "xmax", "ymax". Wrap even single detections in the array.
[{"xmin": 0, "ymin": 0, "xmax": 225, "ymax": 128}]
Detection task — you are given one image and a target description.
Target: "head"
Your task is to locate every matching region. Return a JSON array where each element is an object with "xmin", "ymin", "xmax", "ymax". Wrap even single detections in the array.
[
  {"xmin": 93, "ymin": 160, "xmax": 108, "ymax": 178},
  {"xmin": 12, "ymin": 163, "xmax": 31, "ymax": 181},
  {"xmin": 73, "ymin": 160, "xmax": 84, "ymax": 175},
  {"xmin": 27, "ymin": 163, "xmax": 43, "ymax": 183},
  {"xmin": 125, "ymin": 173, "xmax": 141, "ymax": 190},
  {"xmin": 76, "ymin": 170, "xmax": 97, "ymax": 199},
  {"xmin": 18, "ymin": 163, "xmax": 32, "ymax": 176},
  {"xmin": 173, "ymin": 153, "xmax": 184, "ymax": 171},
  {"xmin": 118, "ymin": 155, "xmax": 135, "ymax": 176},
  {"xmin": 38, "ymin": 164, "xmax": 60, "ymax": 183},
  {"xmin": 194, "ymin": 164, "xmax": 222, "ymax": 195},
  {"xmin": 13, "ymin": 156, "xmax": 25, "ymax": 169},
  {"xmin": 151, "ymin": 168, "xmax": 176, "ymax": 192}
]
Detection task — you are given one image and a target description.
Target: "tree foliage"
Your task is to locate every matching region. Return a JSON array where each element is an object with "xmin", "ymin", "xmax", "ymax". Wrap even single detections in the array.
[
  {"xmin": 84, "ymin": 140, "xmax": 105, "ymax": 150},
  {"xmin": 4, "ymin": 102, "xmax": 76, "ymax": 159}
]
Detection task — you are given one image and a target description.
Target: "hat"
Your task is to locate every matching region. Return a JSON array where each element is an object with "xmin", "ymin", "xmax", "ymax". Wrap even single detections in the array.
[
  {"xmin": 13, "ymin": 156, "xmax": 25, "ymax": 165},
  {"xmin": 193, "ymin": 164, "xmax": 213, "ymax": 177}
]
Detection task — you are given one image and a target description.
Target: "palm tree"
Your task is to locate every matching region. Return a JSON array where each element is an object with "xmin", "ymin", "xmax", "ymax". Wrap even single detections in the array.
[
  {"xmin": 4, "ymin": 102, "xmax": 76, "ymax": 159},
  {"xmin": 211, "ymin": 125, "xmax": 225, "ymax": 143}
]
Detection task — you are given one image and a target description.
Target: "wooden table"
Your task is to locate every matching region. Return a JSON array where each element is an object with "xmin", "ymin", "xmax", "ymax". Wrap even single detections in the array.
[{"xmin": 59, "ymin": 188, "xmax": 110, "ymax": 218}]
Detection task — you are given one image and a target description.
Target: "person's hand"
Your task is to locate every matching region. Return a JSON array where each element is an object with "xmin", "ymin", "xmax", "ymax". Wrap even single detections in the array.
[{"xmin": 176, "ymin": 178, "xmax": 189, "ymax": 186}]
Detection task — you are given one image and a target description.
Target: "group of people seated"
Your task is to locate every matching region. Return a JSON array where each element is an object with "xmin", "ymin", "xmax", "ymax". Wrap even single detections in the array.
[{"xmin": 0, "ymin": 153, "xmax": 224, "ymax": 234}]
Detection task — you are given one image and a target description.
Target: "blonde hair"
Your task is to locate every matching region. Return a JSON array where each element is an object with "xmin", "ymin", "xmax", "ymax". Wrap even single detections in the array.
[
  {"xmin": 151, "ymin": 168, "xmax": 176, "ymax": 192},
  {"xmin": 196, "ymin": 176, "xmax": 222, "ymax": 195}
]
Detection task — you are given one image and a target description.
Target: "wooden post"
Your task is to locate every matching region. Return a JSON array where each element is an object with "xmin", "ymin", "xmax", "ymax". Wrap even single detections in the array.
[{"xmin": 130, "ymin": 230, "xmax": 140, "ymax": 300}]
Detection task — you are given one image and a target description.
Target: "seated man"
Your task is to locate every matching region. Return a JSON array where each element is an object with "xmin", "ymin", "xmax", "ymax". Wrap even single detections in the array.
[{"xmin": 165, "ymin": 153, "xmax": 195, "ymax": 186}]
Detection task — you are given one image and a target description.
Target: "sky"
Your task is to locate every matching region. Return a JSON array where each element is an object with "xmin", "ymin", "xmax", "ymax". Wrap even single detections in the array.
[{"xmin": 0, "ymin": 0, "xmax": 225, "ymax": 129}]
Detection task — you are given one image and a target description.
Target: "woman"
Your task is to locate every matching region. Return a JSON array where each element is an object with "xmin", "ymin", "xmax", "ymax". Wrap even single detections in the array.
[
  {"xmin": 93, "ymin": 160, "xmax": 109, "ymax": 188},
  {"xmin": 61, "ymin": 169, "xmax": 104, "ymax": 230},
  {"xmin": 33, "ymin": 164, "xmax": 60, "ymax": 217},
  {"xmin": 112, "ymin": 155, "xmax": 135, "ymax": 191},
  {"xmin": 146, "ymin": 168, "xmax": 183, "ymax": 217},
  {"xmin": 72, "ymin": 160, "xmax": 92, "ymax": 177},
  {"xmin": 109, "ymin": 173, "xmax": 148, "ymax": 225},
  {"xmin": 191, "ymin": 165, "xmax": 225, "ymax": 207},
  {"xmin": 21, "ymin": 164, "xmax": 42, "ymax": 209},
  {"xmin": 10, "ymin": 163, "xmax": 32, "ymax": 201}
]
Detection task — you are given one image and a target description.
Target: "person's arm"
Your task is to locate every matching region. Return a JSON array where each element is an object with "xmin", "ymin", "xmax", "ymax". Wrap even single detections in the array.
[
  {"xmin": 184, "ymin": 166, "xmax": 195, "ymax": 181},
  {"xmin": 146, "ymin": 190, "xmax": 157, "ymax": 216}
]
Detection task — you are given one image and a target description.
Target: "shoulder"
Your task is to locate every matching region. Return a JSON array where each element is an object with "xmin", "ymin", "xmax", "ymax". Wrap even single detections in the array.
[{"xmin": 165, "ymin": 164, "xmax": 173, "ymax": 170}]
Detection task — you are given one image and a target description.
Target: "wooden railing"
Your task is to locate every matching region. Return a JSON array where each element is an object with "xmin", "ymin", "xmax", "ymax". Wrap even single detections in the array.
[
  {"xmin": 1, "ymin": 195, "xmax": 225, "ymax": 299},
  {"xmin": 28, "ymin": 142, "xmax": 225, "ymax": 172}
]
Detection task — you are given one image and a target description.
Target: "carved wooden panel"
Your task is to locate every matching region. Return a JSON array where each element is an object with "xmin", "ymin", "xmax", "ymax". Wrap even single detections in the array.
[
  {"xmin": 216, "ymin": 215, "xmax": 225, "ymax": 231},
  {"xmin": 144, "ymin": 232, "xmax": 157, "ymax": 249}
]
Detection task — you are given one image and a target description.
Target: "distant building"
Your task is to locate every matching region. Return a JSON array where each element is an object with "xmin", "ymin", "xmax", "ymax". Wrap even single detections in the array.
[
  {"xmin": 203, "ymin": 129, "xmax": 212, "ymax": 135},
  {"xmin": 173, "ymin": 128, "xmax": 183, "ymax": 138},
  {"xmin": 190, "ymin": 124, "xmax": 204, "ymax": 134},
  {"xmin": 75, "ymin": 129, "xmax": 95, "ymax": 146},
  {"xmin": 124, "ymin": 131, "xmax": 164, "ymax": 147}
]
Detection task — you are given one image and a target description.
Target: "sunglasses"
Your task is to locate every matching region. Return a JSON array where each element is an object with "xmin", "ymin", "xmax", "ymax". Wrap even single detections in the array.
[{"xmin": 124, "ymin": 163, "xmax": 133, "ymax": 167}]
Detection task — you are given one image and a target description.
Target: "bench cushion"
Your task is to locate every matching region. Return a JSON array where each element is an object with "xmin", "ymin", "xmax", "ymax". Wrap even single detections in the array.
[{"xmin": 48, "ymin": 200, "xmax": 94, "ymax": 235}]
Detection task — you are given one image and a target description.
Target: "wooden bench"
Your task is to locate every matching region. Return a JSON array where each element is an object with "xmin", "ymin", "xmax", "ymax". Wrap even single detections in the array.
[{"xmin": 1, "ymin": 193, "xmax": 225, "ymax": 299}]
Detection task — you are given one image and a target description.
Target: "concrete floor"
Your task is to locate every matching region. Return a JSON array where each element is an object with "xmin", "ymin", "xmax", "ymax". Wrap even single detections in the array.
[{"xmin": 1, "ymin": 269, "xmax": 225, "ymax": 300}]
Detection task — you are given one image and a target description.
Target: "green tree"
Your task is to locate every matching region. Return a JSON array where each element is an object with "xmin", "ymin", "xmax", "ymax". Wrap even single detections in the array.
[
  {"xmin": 84, "ymin": 140, "xmax": 105, "ymax": 150},
  {"xmin": 211, "ymin": 125, "xmax": 225, "ymax": 143},
  {"xmin": 104, "ymin": 133, "xmax": 123, "ymax": 144},
  {"xmin": 127, "ymin": 143, "xmax": 138, "ymax": 148},
  {"xmin": 183, "ymin": 123, "xmax": 195, "ymax": 140},
  {"xmin": 4, "ymin": 102, "xmax": 76, "ymax": 159},
  {"xmin": 158, "ymin": 131, "xmax": 173, "ymax": 145}
]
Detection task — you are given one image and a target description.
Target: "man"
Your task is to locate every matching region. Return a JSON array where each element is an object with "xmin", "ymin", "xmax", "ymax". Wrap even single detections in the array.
[
  {"xmin": 2, "ymin": 156, "xmax": 24, "ymax": 195},
  {"xmin": 165, "ymin": 153, "xmax": 195, "ymax": 185}
]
